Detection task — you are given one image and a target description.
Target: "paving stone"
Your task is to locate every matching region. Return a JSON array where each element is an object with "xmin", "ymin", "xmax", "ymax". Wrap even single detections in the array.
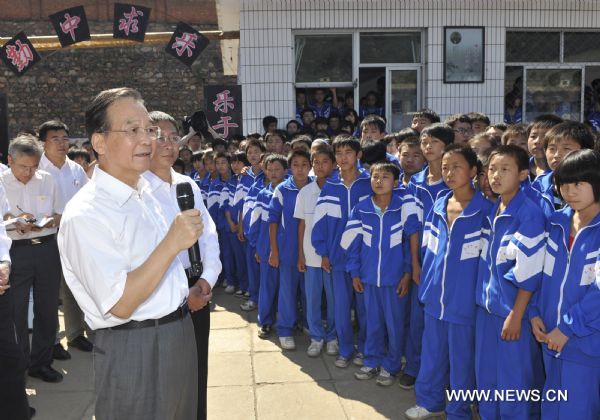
[
  {"xmin": 209, "ymin": 326, "xmax": 252, "ymax": 353},
  {"xmin": 208, "ymin": 386, "xmax": 255, "ymax": 420},
  {"xmin": 253, "ymin": 351, "xmax": 331, "ymax": 384},
  {"xmin": 208, "ymin": 351, "xmax": 253, "ymax": 387}
]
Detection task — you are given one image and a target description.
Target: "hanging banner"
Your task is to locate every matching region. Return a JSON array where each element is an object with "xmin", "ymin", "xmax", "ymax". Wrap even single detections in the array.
[
  {"xmin": 113, "ymin": 3, "xmax": 151, "ymax": 42},
  {"xmin": 165, "ymin": 22, "xmax": 209, "ymax": 66},
  {"xmin": 204, "ymin": 85, "xmax": 243, "ymax": 139},
  {"xmin": 49, "ymin": 6, "xmax": 91, "ymax": 47},
  {"xmin": 0, "ymin": 32, "xmax": 42, "ymax": 76}
]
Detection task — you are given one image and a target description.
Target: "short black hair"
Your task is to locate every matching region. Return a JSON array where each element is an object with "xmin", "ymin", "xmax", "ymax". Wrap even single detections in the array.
[
  {"xmin": 290, "ymin": 135, "xmax": 312, "ymax": 150},
  {"xmin": 262, "ymin": 115, "xmax": 278, "ymax": 131},
  {"xmin": 468, "ymin": 112, "xmax": 490, "ymax": 126},
  {"xmin": 332, "ymin": 134, "xmax": 361, "ymax": 153},
  {"xmin": 488, "ymin": 144, "xmax": 529, "ymax": 172},
  {"xmin": 370, "ymin": 162, "xmax": 400, "ymax": 181},
  {"xmin": 412, "ymin": 108, "xmax": 440, "ymax": 123},
  {"xmin": 397, "ymin": 127, "xmax": 420, "ymax": 144},
  {"xmin": 265, "ymin": 130, "xmax": 287, "ymax": 144},
  {"xmin": 263, "ymin": 153, "xmax": 288, "ymax": 170},
  {"xmin": 398, "ymin": 136, "xmax": 421, "ymax": 151},
  {"xmin": 421, "ymin": 123, "xmax": 455, "ymax": 145},
  {"xmin": 443, "ymin": 143, "xmax": 479, "ymax": 169},
  {"xmin": 38, "ymin": 120, "xmax": 69, "ymax": 141},
  {"xmin": 360, "ymin": 140, "xmax": 387, "ymax": 166},
  {"xmin": 211, "ymin": 138, "xmax": 228, "ymax": 149},
  {"xmin": 67, "ymin": 147, "xmax": 90, "ymax": 163},
  {"xmin": 502, "ymin": 124, "xmax": 527, "ymax": 145},
  {"xmin": 527, "ymin": 114, "xmax": 564, "ymax": 136},
  {"xmin": 214, "ymin": 151, "xmax": 231, "ymax": 164},
  {"xmin": 543, "ymin": 121, "xmax": 595, "ymax": 150},
  {"xmin": 231, "ymin": 151, "xmax": 251, "ymax": 166},
  {"xmin": 300, "ymin": 108, "xmax": 315, "ymax": 118},
  {"xmin": 554, "ymin": 149, "xmax": 600, "ymax": 202},
  {"xmin": 245, "ymin": 138, "xmax": 266, "ymax": 153},
  {"xmin": 85, "ymin": 87, "xmax": 143, "ymax": 140},
  {"xmin": 286, "ymin": 120, "xmax": 300, "ymax": 130},
  {"xmin": 360, "ymin": 114, "xmax": 386, "ymax": 134},
  {"xmin": 191, "ymin": 151, "xmax": 204, "ymax": 163},
  {"xmin": 444, "ymin": 113, "xmax": 472, "ymax": 128},
  {"xmin": 288, "ymin": 149, "xmax": 311, "ymax": 166},
  {"xmin": 311, "ymin": 144, "xmax": 335, "ymax": 163}
]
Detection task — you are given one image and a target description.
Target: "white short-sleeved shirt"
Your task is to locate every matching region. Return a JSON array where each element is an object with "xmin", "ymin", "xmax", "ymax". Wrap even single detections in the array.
[
  {"xmin": 38, "ymin": 154, "xmax": 88, "ymax": 208},
  {"xmin": 143, "ymin": 169, "xmax": 222, "ymax": 287},
  {"xmin": 0, "ymin": 169, "xmax": 63, "ymax": 240},
  {"xmin": 57, "ymin": 167, "xmax": 189, "ymax": 330},
  {"xmin": 293, "ymin": 181, "xmax": 323, "ymax": 267}
]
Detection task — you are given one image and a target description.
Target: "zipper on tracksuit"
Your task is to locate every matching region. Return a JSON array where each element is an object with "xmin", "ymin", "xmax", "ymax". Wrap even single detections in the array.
[
  {"xmin": 438, "ymin": 214, "xmax": 468, "ymax": 320},
  {"xmin": 377, "ymin": 212, "xmax": 383, "ymax": 287},
  {"xmin": 484, "ymin": 213, "xmax": 510, "ymax": 313}
]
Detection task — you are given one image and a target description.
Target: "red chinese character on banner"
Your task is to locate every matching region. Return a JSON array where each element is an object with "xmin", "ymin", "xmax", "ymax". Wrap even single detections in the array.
[
  {"xmin": 212, "ymin": 116, "xmax": 239, "ymax": 139},
  {"xmin": 60, "ymin": 13, "xmax": 81, "ymax": 42},
  {"xmin": 212, "ymin": 90, "xmax": 235, "ymax": 114},
  {"xmin": 172, "ymin": 32, "xmax": 198, "ymax": 58},
  {"xmin": 118, "ymin": 6, "xmax": 144, "ymax": 36},
  {"xmin": 5, "ymin": 40, "xmax": 34, "ymax": 72}
]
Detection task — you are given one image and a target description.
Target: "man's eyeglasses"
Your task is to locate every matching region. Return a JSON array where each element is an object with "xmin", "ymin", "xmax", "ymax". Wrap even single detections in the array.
[
  {"xmin": 156, "ymin": 135, "xmax": 182, "ymax": 145},
  {"xmin": 47, "ymin": 137, "xmax": 70, "ymax": 143},
  {"xmin": 454, "ymin": 128, "xmax": 473, "ymax": 135},
  {"xmin": 100, "ymin": 126, "xmax": 161, "ymax": 141}
]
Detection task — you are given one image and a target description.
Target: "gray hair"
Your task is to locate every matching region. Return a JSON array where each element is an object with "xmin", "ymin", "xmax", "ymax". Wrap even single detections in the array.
[
  {"xmin": 148, "ymin": 110, "xmax": 179, "ymax": 133},
  {"xmin": 8, "ymin": 134, "xmax": 43, "ymax": 158}
]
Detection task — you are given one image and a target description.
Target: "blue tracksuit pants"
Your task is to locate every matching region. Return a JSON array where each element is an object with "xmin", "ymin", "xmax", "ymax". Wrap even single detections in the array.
[
  {"xmin": 277, "ymin": 263, "xmax": 303, "ymax": 337},
  {"xmin": 542, "ymin": 352, "xmax": 600, "ymax": 420},
  {"xmin": 257, "ymin": 260, "xmax": 278, "ymax": 327},
  {"xmin": 245, "ymin": 243, "xmax": 260, "ymax": 303},
  {"xmin": 475, "ymin": 307, "xmax": 542, "ymax": 420},
  {"xmin": 218, "ymin": 229, "xmax": 234, "ymax": 286},
  {"xmin": 332, "ymin": 268, "xmax": 366, "ymax": 359},
  {"xmin": 228, "ymin": 230, "xmax": 247, "ymax": 292},
  {"xmin": 304, "ymin": 266, "xmax": 335, "ymax": 342},
  {"xmin": 363, "ymin": 284, "xmax": 407, "ymax": 374},
  {"xmin": 416, "ymin": 314, "xmax": 475, "ymax": 419},
  {"xmin": 404, "ymin": 283, "xmax": 424, "ymax": 377}
]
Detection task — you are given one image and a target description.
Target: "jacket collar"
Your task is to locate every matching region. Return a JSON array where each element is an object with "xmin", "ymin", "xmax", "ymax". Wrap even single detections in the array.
[
  {"xmin": 93, "ymin": 166, "xmax": 150, "ymax": 208},
  {"xmin": 434, "ymin": 189, "xmax": 487, "ymax": 219}
]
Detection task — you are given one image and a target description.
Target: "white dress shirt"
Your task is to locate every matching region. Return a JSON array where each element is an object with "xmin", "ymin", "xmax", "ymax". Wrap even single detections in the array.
[
  {"xmin": 0, "ymin": 169, "xmax": 63, "ymax": 240},
  {"xmin": 143, "ymin": 169, "xmax": 221, "ymax": 288},
  {"xmin": 293, "ymin": 181, "xmax": 323, "ymax": 267},
  {"xmin": 57, "ymin": 167, "xmax": 189, "ymax": 330},
  {"xmin": 0, "ymin": 186, "xmax": 11, "ymax": 262},
  {"xmin": 38, "ymin": 153, "xmax": 88, "ymax": 207}
]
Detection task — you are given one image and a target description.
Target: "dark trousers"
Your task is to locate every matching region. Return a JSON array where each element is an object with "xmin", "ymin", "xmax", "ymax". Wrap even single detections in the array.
[
  {"xmin": 0, "ymin": 288, "xmax": 31, "ymax": 419},
  {"xmin": 10, "ymin": 238, "xmax": 61, "ymax": 370},
  {"xmin": 189, "ymin": 276, "xmax": 210, "ymax": 420}
]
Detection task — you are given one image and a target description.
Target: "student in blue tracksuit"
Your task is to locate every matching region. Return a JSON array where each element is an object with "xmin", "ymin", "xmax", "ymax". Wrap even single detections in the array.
[
  {"xmin": 530, "ymin": 150, "xmax": 600, "ymax": 420},
  {"xmin": 268, "ymin": 149, "xmax": 313, "ymax": 350},
  {"xmin": 191, "ymin": 151, "xmax": 206, "ymax": 197},
  {"xmin": 532, "ymin": 121, "xmax": 595, "ymax": 211},
  {"xmin": 526, "ymin": 116, "xmax": 561, "ymax": 181},
  {"xmin": 222, "ymin": 151, "xmax": 250, "ymax": 296},
  {"xmin": 236, "ymin": 139, "xmax": 266, "ymax": 311},
  {"xmin": 475, "ymin": 145, "xmax": 546, "ymax": 420},
  {"xmin": 199, "ymin": 150, "xmax": 217, "ymax": 206},
  {"xmin": 402, "ymin": 123, "xmax": 454, "ymax": 389},
  {"xmin": 406, "ymin": 145, "xmax": 493, "ymax": 420},
  {"xmin": 251, "ymin": 154, "xmax": 288, "ymax": 339},
  {"xmin": 359, "ymin": 115, "xmax": 401, "ymax": 167},
  {"xmin": 312, "ymin": 135, "xmax": 372, "ymax": 368},
  {"xmin": 342, "ymin": 162, "xmax": 420, "ymax": 387}
]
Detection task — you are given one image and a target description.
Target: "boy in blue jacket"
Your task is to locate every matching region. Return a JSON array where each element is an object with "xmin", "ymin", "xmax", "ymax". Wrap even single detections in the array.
[
  {"xmin": 268, "ymin": 149, "xmax": 312, "ymax": 350},
  {"xmin": 250, "ymin": 154, "xmax": 288, "ymax": 338},
  {"xmin": 312, "ymin": 134, "xmax": 372, "ymax": 368},
  {"xmin": 406, "ymin": 144, "xmax": 493, "ymax": 419},
  {"xmin": 530, "ymin": 149, "xmax": 600, "ymax": 420},
  {"xmin": 402, "ymin": 123, "xmax": 454, "ymax": 389},
  {"xmin": 476, "ymin": 145, "xmax": 546, "ymax": 419},
  {"xmin": 208, "ymin": 152, "xmax": 232, "ymax": 287},
  {"xmin": 342, "ymin": 162, "xmax": 420, "ymax": 386}
]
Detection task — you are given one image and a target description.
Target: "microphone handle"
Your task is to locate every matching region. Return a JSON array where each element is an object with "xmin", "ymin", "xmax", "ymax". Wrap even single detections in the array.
[{"xmin": 187, "ymin": 242, "xmax": 203, "ymax": 277}]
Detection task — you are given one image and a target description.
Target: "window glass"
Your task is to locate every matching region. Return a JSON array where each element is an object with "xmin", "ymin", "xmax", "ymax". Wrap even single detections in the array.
[
  {"xmin": 564, "ymin": 32, "xmax": 600, "ymax": 62},
  {"xmin": 525, "ymin": 69, "xmax": 581, "ymax": 121},
  {"xmin": 360, "ymin": 32, "xmax": 421, "ymax": 63},
  {"xmin": 295, "ymin": 35, "xmax": 353, "ymax": 83},
  {"xmin": 506, "ymin": 32, "xmax": 560, "ymax": 62}
]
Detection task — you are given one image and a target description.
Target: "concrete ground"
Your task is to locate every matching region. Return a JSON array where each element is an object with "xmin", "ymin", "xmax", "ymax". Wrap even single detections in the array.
[{"xmin": 29, "ymin": 288, "xmax": 418, "ymax": 419}]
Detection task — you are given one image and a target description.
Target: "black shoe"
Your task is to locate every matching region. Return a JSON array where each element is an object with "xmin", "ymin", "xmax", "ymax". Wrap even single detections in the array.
[
  {"xmin": 29, "ymin": 406, "xmax": 36, "ymax": 417},
  {"xmin": 258, "ymin": 325, "xmax": 272, "ymax": 339},
  {"xmin": 68, "ymin": 335, "xmax": 93, "ymax": 352},
  {"xmin": 52, "ymin": 343, "xmax": 71, "ymax": 360},
  {"xmin": 398, "ymin": 373, "xmax": 416, "ymax": 390},
  {"xmin": 28, "ymin": 365, "xmax": 63, "ymax": 383}
]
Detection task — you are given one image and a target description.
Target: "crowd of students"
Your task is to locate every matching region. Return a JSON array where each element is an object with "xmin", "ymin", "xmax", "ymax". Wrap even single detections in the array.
[{"xmin": 185, "ymin": 105, "xmax": 600, "ymax": 420}]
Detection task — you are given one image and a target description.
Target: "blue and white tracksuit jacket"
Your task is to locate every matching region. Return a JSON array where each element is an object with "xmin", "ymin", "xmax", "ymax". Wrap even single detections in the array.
[
  {"xmin": 475, "ymin": 189, "xmax": 546, "ymax": 420},
  {"xmin": 311, "ymin": 169, "xmax": 372, "ymax": 359},
  {"xmin": 531, "ymin": 170, "xmax": 564, "ymax": 210},
  {"xmin": 341, "ymin": 193, "xmax": 420, "ymax": 373},
  {"xmin": 220, "ymin": 175, "xmax": 246, "ymax": 289},
  {"xmin": 415, "ymin": 190, "xmax": 493, "ymax": 418},
  {"xmin": 243, "ymin": 174, "xmax": 266, "ymax": 303},
  {"xmin": 531, "ymin": 207, "xmax": 600, "ymax": 420},
  {"xmin": 268, "ymin": 177, "xmax": 313, "ymax": 337}
]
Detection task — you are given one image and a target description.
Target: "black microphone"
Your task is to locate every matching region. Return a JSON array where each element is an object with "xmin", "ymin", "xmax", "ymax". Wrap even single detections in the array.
[{"xmin": 176, "ymin": 182, "xmax": 202, "ymax": 277}]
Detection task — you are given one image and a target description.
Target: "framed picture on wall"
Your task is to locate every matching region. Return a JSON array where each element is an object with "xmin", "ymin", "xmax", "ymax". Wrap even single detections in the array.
[{"xmin": 444, "ymin": 27, "xmax": 485, "ymax": 83}]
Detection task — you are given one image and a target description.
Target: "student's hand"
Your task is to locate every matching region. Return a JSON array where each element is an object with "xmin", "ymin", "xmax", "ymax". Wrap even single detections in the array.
[
  {"xmin": 298, "ymin": 253, "xmax": 306, "ymax": 273},
  {"xmin": 268, "ymin": 250, "xmax": 279, "ymax": 268},
  {"xmin": 229, "ymin": 222, "xmax": 238, "ymax": 233},
  {"xmin": 530, "ymin": 316, "xmax": 547, "ymax": 343},
  {"xmin": 255, "ymin": 253, "xmax": 261, "ymax": 263},
  {"xmin": 501, "ymin": 310, "xmax": 522, "ymax": 341},
  {"xmin": 352, "ymin": 277, "xmax": 364, "ymax": 293},
  {"xmin": 412, "ymin": 263, "xmax": 421, "ymax": 286},
  {"xmin": 396, "ymin": 273, "xmax": 411, "ymax": 297},
  {"xmin": 188, "ymin": 285, "xmax": 211, "ymax": 312},
  {"xmin": 321, "ymin": 256, "xmax": 331, "ymax": 274},
  {"xmin": 0, "ymin": 261, "xmax": 10, "ymax": 296},
  {"xmin": 240, "ymin": 166, "xmax": 250, "ymax": 176},
  {"xmin": 237, "ymin": 227, "xmax": 245, "ymax": 242},
  {"xmin": 546, "ymin": 327, "xmax": 569, "ymax": 353}
]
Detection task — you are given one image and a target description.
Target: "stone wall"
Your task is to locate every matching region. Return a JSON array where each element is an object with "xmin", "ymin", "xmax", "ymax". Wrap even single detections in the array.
[{"xmin": 0, "ymin": 8, "xmax": 235, "ymax": 138}]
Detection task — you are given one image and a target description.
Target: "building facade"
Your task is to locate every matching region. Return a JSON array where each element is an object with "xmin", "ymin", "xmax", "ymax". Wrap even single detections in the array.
[{"xmin": 239, "ymin": 0, "xmax": 600, "ymax": 133}]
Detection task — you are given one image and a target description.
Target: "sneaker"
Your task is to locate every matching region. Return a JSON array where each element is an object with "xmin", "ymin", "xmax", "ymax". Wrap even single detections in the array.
[
  {"xmin": 326, "ymin": 339, "xmax": 339, "ymax": 356},
  {"xmin": 240, "ymin": 300, "xmax": 257, "ymax": 311},
  {"xmin": 376, "ymin": 367, "xmax": 395, "ymax": 387},
  {"xmin": 257, "ymin": 325, "xmax": 272, "ymax": 339},
  {"xmin": 352, "ymin": 352, "xmax": 364, "ymax": 366},
  {"xmin": 234, "ymin": 290, "xmax": 245, "ymax": 299},
  {"xmin": 398, "ymin": 373, "xmax": 416, "ymax": 390},
  {"xmin": 279, "ymin": 336, "xmax": 296, "ymax": 350},
  {"xmin": 404, "ymin": 405, "xmax": 444, "ymax": 419},
  {"xmin": 354, "ymin": 365, "xmax": 379, "ymax": 380},
  {"xmin": 307, "ymin": 339, "xmax": 324, "ymax": 357},
  {"xmin": 224, "ymin": 285, "xmax": 236, "ymax": 294},
  {"xmin": 243, "ymin": 291, "xmax": 250, "ymax": 298},
  {"xmin": 334, "ymin": 355, "xmax": 351, "ymax": 368}
]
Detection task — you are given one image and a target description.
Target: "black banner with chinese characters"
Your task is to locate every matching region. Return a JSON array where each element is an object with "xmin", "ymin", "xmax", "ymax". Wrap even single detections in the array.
[
  {"xmin": 49, "ymin": 6, "xmax": 91, "ymax": 47},
  {"xmin": 165, "ymin": 22, "xmax": 209, "ymax": 66},
  {"xmin": 113, "ymin": 3, "xmax": 151, "ymax": 42},
  {"xmin": 204, "ymin": 85, "xmax": 243, "ymax": 140},
  {"xmin": 0, "ymin": 32, "xmax": 42, "ymax": 76}
]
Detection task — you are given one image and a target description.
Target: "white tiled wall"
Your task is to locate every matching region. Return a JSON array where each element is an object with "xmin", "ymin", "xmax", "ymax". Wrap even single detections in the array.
[{"xmin": 239, "ymin": 0, "xmax": 600, "ymax": 133}]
